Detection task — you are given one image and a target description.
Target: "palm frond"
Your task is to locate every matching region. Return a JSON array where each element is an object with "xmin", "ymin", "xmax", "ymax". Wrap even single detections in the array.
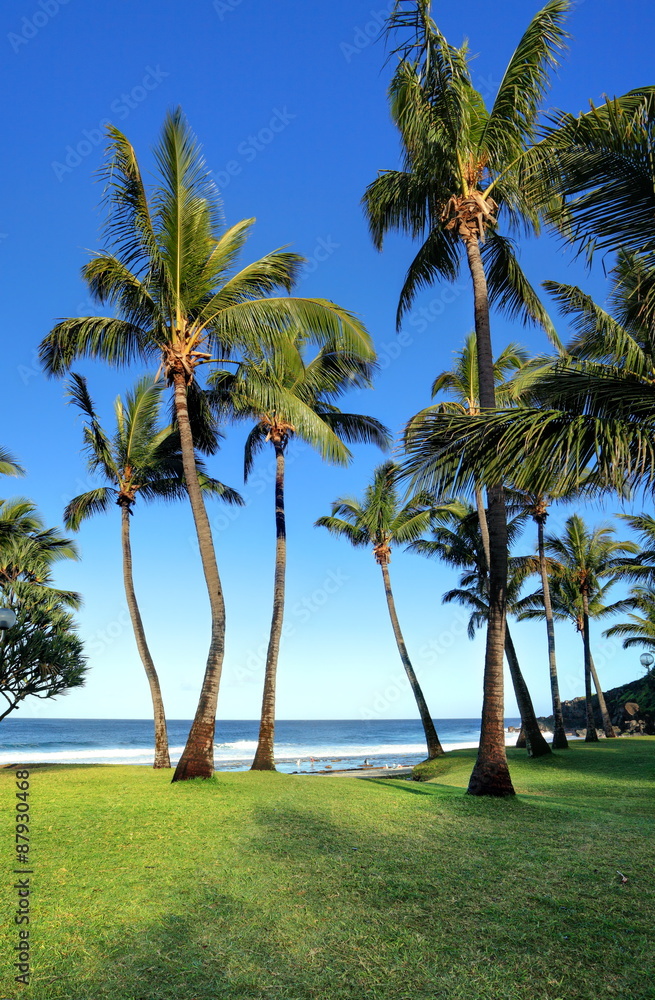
[
  {"xmin": 63, "ymin": 488, "xmax": 115, "ymax": 531},
  {"xmin": 482, "ymin": 231, "xmax": 558, "ymax": 343},
  {"xmin": 482, "ymin": 0, "xmax": 571, "ymax": 165},
  {"xmin": 40, "ymin": 317, "xmax": 154, "ymax": 376}
]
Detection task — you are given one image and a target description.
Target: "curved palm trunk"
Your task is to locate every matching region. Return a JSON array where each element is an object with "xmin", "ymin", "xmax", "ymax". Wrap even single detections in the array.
[
  {"xmin": 537, "ymin": 518, "xmax": 569, "ymax": 749},
  {"xmin": 589, "ymin": 653, "xmax": 616, "ymax": 738},
  {"xmin": 504, "ymin": 627, "xmax": 552, "ymax": 758},
  {"xmin": 121, "ymin": 504, "xmax": 171, "ymax": 768},
  {"xmin": 515, "ymin": 724, "xmax": 526, "ymax": 749},
  {"xmin": 379, "ymin": 561, "xmax": 444, "ymax": 759},
  {"xmin": 581, "ymin": 592, "xmax": 599, "ymax": 742},
  {"xmin": 464, "ymin": 236, "xmax": 514, "ymax": 796},
  {"xmin": 172, "ymin": 371, "xmax": 226, "ymax": 781},
  {"xmin": 251, "ymin": 442, "xmax": 286, "ymax": 771}
]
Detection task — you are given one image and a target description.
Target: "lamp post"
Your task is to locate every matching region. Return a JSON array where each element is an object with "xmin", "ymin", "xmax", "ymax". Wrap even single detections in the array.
[
  {"xmin": 0, "ymin": 607, "xmax": 16, "ymax": 654},
  {"xmin": 0, "ymin": 608, "xmax": 17, "ymax": 631}
]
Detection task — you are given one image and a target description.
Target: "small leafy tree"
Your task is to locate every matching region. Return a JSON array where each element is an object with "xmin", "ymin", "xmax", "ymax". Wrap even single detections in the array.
[{"xmin": 0, "ymin": 602, "xmax": 86, "ymax": 723}]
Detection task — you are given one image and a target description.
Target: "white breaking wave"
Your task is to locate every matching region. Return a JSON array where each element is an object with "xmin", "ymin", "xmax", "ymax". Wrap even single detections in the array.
[{"xmin": 0, "ymin": 733, "xmax": 518, "ymax": 767}]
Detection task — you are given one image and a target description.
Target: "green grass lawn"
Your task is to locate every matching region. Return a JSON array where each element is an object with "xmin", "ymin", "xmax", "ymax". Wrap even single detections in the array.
[{"xmin": 1, "ymin": 739, "xmax": 654, "ymax": 1000}]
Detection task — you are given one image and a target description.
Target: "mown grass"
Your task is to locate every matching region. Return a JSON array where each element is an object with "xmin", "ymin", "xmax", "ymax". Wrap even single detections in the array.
[{"xmin": 1, "ymin": 739, "xmax": 654, "ymax": 1000}]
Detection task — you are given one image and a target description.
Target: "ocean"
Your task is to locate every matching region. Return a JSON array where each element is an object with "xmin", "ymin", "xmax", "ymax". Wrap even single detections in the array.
[{"xmin": 0, "ymin": 717, "xmax": 522, "ymax": 772}]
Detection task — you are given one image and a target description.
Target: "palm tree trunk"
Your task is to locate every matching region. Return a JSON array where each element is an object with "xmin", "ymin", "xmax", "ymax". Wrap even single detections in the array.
[
  {"xmin": 474, "ymin": 485, "xmax": 490, "ymax": 575},
  {"xmin": 582, "ymin": 592, "xmax": 599, "ymax": 742},
  {"xmin": 464, "ymin": 235, "xmax": 514, "ymax": 796},
  {"xmin": 379, "ymin": 561, "xmax": 444, "ymax": 759},
  {"xmin": 537, "ymin": 517, "xmax": 569, "ymax": 749},
  {"xmin": 589, "ymin": 653, "xmax": 616, "ymax": 738},
  {"xmin": 121, "ymin": 504, "xmax": 170, "ymax": 768},
  {"xmin": 251, "ymin": 442, "xmax": 286, "ymax": 771},
  {"xmin": 171, "ymin": 370, "xmax": 226, "ymax": 781},
  {"xmin": 515, "ymin": 724, "xmax": 526, "ymax": 749},
  {"xmin": 504, "ymin": 626, "xmax": 552, "ymax": 758}
]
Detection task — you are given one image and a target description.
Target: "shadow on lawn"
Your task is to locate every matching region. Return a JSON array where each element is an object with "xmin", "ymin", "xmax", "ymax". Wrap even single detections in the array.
[{"xmin": 27, "ymin": 764, "xmax": 653, "ymax": 1000}]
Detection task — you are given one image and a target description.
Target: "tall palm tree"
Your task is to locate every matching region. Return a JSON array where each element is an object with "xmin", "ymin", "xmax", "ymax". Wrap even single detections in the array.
[
  {"xmin": 64, "ymin": 373, "xmax": 242, "ymax": 769},
  {"xmin": 365, "ymin": 0, "xmax": 569, "ymax": 795},
  {"xmin": 316, "ymin": 462, "xmax": 444, "ymax": 760},
  {"xmin": 210, "ymin": 335, "xmax": 389, "ymax": 770},
  {"xmin": 517, "ymin": 570, "xmax": 628, "ymax": 736},
  {"xmin": 38, "ymin": 110, "xmax": 375, "ymax": 780},
  {"xmin": 518, "ymin": 515, "xmax": 637, "ymax": 740},
  {"xmin": 518, "ymin": 490, "xmax": 569, "ymax": 749},
  {"xmin": 409, "ymin": 501, "xmax": 551, "ymax": 757}
]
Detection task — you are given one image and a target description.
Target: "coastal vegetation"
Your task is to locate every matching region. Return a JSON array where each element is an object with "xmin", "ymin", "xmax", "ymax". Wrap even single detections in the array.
[
  {"xmin": 38, "ymin": 112, "xmax": 375, "ymax": 782},
  {"xmin": 0, "ymin": 0, "xmax": 654, "ymax": 793}
]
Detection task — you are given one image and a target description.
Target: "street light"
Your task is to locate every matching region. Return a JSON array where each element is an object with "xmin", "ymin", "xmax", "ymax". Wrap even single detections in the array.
[
  {"xmin": 0, "ymin": 608, "xmax": 16, "ymax": 631},
  {"xmin": 639, "ymin": 652, "xmax": 654, "ymax": 671}
]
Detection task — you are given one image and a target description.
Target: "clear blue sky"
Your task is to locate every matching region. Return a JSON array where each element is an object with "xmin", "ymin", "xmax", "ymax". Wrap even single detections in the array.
[{"xmin": 1, "ymin": 0, "xmax": 652, "ymax": 722}]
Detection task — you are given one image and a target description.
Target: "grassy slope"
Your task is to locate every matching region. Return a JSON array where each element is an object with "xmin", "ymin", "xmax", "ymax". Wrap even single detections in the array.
[{"xmin": 1, "ymin": 740, "xmax": 654, "ymax": 1000}]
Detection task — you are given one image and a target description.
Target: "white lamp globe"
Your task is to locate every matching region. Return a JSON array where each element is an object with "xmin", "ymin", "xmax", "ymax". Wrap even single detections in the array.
[{"xmin": 0, "ymin": 608, "xmax": 17, "ymax": 630}]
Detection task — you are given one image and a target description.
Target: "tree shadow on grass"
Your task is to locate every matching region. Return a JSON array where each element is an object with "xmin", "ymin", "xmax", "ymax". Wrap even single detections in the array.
[{"xmin": 19, "ymin": 771, "xmax": 654, "ymax": 1000}]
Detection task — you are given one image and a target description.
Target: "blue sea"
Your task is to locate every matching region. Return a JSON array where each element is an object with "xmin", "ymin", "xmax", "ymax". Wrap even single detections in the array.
[{"xmin": 0, "ymin": 718, "xmax": 522, "ymax": 772}]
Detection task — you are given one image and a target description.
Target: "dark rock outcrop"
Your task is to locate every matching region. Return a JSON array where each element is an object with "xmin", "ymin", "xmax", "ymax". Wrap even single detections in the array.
[{"xmin": 538, "ymin": 673, "xmax": 655, "ymax": 736}]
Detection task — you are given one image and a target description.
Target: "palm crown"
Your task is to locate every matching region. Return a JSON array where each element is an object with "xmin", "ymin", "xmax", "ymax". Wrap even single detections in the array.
[
  {"xmin": 210, "ymin": 333, "xmax": 389, "ymax": 478},
  {"xmin": 63, "ymin": 373, "xmax": 240, "ymax": 529},
  {"xmin": 363, "ymin": 0, "xmax": 570, "ymax": 334},
  {"xmin": 316, "ymin": 461, "xmax": 436, "ymax": 564},
  {"xmin": 40, "ymin": 110, "xmax": 374, "ymax": 383}
]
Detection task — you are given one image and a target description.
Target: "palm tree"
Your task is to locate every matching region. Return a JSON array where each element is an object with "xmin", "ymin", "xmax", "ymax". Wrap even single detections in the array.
[
  {"xmin": 0, "ymin": 498, "xmax": 81, "ymax": 610},
  {"xmin": 518, "ymin": 491, "xmax": 570, "ymax": 749},
  {"xmin": 518, "ymin": 515, "xmax": 637, "ymax": 740},
  {"xmin": 38, "ymin": 110, "xmax": 375, "ymax": 781},
  {"xmin": 316, "ymin": 462, "xmax": 444, "ymax": 760},
  {"xmin": 409, "ymin": 501, "xmax": 551, "ymax": 757},
  {"xmin": 603, "ymin": 587, "xmax": 655, "ymax": 652},
  {"xmin": 602, "ymin": 513, "xmax": 655, "ymax": 653},
  {"xmin": 534, "ymin": 89, "xmax": 655, "ymax": 280},
  {"xmin": 64, "ymin": 373, "xmax": 242, "ymax": 769},
  {"xmin": 209, "ymin": 335, "xmax": 389, "ymax": 771},
  {"xmin": 517, "ymin": 570, "xmax": 627, "ymax": 736},
  {"xmin": 399, "ymin": 231, "xmax": 655, "ymax": 508},
  {"xmin": 365, "ymin": 0, "xmax": 570, "ymax": 795}
]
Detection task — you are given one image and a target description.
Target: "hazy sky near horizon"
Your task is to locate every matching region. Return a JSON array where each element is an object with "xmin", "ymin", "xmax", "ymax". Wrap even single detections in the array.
[{"xmin": 1, "ymin": 0, "xmax": 653, "ymax": 724}]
